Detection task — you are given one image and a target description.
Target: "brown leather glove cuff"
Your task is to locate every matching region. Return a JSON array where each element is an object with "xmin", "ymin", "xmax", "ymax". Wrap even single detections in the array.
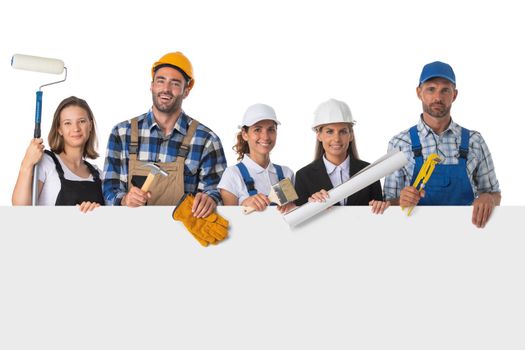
[
  {"xmin": 172, "ymin": 193, "xmax": 229, "ymax": 246},
  {"xmin": 173, "ymin": 194, "xmax": 194, "ymax": 220}
]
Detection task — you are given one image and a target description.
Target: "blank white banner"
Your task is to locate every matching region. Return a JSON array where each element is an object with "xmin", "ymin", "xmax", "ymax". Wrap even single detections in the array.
[{"xmin": 1, "ymin": 206, "xmax": 524, "ymax": 350}]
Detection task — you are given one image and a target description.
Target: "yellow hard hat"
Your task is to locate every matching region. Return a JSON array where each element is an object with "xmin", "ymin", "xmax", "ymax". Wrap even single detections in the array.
[{"xmin": 151, "ymin": 52, "xmax": 194, "ymax": 89}]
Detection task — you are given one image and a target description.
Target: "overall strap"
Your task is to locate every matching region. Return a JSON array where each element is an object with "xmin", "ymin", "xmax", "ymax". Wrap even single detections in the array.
[
  {"xmin": 409, "ymin": 125, "xmax": 425, "ymax": 186},
  {"xmin": 83, "ymin": 161, "xmax": 101, "ymax": 181},
  {"xmin": 44, "ymin": 150, "xmax": 65, "ymax": 178},
  {"xmin": 178, "ymin": 118, "xmax": 199, "ymax": 159},
  {"xmin": 458, "ymin": 127, "xmax": 470, "ymax": 163},
  {"xmin": 236, "ymin": 162, "xmax": 257, "ymax": 196},
  {"xmin": 274, "ymin": 164, "xmax": 285, "ymax": 181},
  {"xmin": 409, "ymin": 125, "xmax": 423, "ymax": 159},
  {"xmin": 129, "ymin": 117, "xmax": 140, "ymax": 161}
]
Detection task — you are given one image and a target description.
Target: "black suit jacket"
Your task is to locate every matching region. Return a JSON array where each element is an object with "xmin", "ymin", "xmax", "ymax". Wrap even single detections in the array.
[{"xmin": 294, "ymin": 157, "xmax": 383, "ymax": 206}]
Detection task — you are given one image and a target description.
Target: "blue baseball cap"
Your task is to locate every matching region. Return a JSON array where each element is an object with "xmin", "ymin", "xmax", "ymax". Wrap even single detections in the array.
[{"xmin": 419, "ymin": 61, "xmax": 456, "ymax": 85}]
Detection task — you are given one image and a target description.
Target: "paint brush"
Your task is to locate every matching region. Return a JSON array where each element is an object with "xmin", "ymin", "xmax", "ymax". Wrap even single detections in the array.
[{"xmin": 243, "ymin": 178, "xmax": 298, "ymax": 214}]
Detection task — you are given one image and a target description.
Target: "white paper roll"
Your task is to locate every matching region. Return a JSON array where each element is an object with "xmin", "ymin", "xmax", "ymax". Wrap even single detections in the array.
[
  {"xmin": 11, "ymin": 54, "xmax": 64, "ymax": 74},
  {"xmin": 283, "ymin": 150, "xmax": 409, "ymax": 227}
]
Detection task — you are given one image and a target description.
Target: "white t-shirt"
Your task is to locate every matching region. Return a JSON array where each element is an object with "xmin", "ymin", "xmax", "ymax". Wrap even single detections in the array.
[
  {"xmin": 37, "ymin": 152, "xmax": 102, "ymax": 206},
  {"xmin": 218, "ymin": 155, "xmax": 294, "ymax": 204}
]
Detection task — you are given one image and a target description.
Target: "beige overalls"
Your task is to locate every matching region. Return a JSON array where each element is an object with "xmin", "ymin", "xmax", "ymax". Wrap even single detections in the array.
[{"xmin": 127, "ymin": 116, "xmax": 199, "ymax": 205}]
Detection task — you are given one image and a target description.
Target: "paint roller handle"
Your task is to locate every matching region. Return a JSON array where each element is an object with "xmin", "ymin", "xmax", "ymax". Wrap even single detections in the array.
[
  {"xmin": 30, "ymin": 91, "xmax": 43, "ymax": 205},
  {"xmin": 34, "ymin": 91, "xmax": 43, "ymax": 138},
  {"xmin": 31, "ymin": 165, "xmax": 39, "ymax": 206}
]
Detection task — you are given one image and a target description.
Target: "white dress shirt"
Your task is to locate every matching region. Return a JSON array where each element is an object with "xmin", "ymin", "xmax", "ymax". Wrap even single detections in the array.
[{"xmin": 322, "ymin": 155, "xmax": 350, "ymax": 205}]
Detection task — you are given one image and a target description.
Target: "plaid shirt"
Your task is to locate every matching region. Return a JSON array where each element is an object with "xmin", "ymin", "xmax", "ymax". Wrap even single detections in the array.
[
  {"xmin": 384, "ymin": 116, "xmax": 500, "ymax": 201},
  {"xmin": 103, "ymin": 110, "xmax": 227, "ymax": 205}
]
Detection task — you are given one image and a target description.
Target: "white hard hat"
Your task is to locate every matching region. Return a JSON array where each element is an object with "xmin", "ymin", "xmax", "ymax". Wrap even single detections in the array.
[
  {"xmin": 239, "ymin": 103, "xmax": 280, "ymax": 129},
  {"xmin": 312, "ymin": 98, "xmax": 355, "ymax": 131}
]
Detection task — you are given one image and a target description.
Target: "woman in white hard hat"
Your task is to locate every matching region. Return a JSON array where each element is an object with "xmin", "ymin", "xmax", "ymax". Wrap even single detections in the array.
[
  {"xmin": 218, "ymin": 103, "xmax": 295, "ymax": 213},
  {"xmin": 294, "ymin": 98, "xmax": 389, "ymax": 214}
]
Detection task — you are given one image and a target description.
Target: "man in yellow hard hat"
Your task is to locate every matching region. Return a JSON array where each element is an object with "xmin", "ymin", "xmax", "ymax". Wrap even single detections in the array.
[{"xmin": 102, "ymin": 52, "xmax": 227, "ymax": 217}]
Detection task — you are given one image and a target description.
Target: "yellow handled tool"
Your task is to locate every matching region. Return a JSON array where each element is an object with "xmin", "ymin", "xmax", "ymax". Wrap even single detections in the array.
[{"xmin": 405, "ymin": 153, "xmax": 442, "ymax": 216}]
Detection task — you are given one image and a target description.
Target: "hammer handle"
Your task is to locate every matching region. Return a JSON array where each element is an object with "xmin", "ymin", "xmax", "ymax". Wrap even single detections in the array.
[{"xmin": 141, "ymin": 173, "xmax": 156, "ymax": 192}]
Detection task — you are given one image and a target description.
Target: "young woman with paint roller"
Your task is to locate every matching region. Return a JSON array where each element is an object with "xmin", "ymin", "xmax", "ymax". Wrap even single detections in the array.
[
  {"xmin": 12, "ymin": 96, "xmax": 104, "ymax": 212},
  {"xmin": 218, "ymin": 103, "xmax": 295, "ymax": 213},
  {"xmin": 294, "ymin": 98, "xmax": 390, "ymax": 214}
]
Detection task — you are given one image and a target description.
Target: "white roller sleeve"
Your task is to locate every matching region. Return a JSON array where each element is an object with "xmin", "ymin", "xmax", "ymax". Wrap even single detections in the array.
[
  {"xmin": 11, "ymin": 54, "xmax": 64, "ymax": 74},
  {"xmin": 283, "ymin": 150, "xmax": 409, "ymax": 227}
]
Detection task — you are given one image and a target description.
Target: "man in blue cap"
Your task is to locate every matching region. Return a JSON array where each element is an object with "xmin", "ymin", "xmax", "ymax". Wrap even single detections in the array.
[{"xmin": 383, "ymin": 61, "xmax": 501, "ymax": 228}]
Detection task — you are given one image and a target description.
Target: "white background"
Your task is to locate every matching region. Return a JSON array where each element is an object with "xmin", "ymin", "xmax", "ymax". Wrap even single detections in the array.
[{"xmin": 1, "ymin": 0, "xmax": 523, "ymax": 205}]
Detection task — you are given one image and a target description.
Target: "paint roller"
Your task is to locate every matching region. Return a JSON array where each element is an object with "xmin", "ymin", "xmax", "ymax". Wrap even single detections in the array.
[
  {"xmin": 11, "ymin": 54, "xmax": 68, "ymax": 205},
  {"xmin": 11, "ymin": 54, "xmax": 65, "ymax": 74}
]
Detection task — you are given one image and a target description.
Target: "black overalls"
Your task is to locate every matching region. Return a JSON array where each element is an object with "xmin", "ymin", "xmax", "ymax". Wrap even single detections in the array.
[{"xmin": 45, "ymin": 150, "xmax": 105, "ymax": 206}]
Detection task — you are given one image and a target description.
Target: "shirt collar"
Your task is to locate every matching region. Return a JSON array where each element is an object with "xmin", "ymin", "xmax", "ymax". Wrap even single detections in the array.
[
  {"xmin": 242, "ymin": 155, "xmax": 276, "ymax": 175},
  {"xmin": 322, "ymin": 155, "xmax": 350, "ymax": 175},
  {"xmin": 417, "ymin": 114, "xmax": 461, "ymax": 138},
  {"xmin": 146, "ymin": 109, "xmax": 188, "ymax": 135}
]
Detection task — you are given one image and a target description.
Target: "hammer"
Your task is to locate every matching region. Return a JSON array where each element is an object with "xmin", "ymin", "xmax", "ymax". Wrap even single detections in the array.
[{"xmin": 140, "ymin": 163, "xmax": 168, "ymax": 192}]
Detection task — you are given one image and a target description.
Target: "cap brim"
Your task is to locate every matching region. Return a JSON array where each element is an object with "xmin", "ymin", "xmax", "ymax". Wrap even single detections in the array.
[
  {"xmin": 240, "ymin": 118, "xmax": 281, "ymax": 128},
  {"xmin": 420, "ymin": 74, "xmax": 456, "ymax": 84}
]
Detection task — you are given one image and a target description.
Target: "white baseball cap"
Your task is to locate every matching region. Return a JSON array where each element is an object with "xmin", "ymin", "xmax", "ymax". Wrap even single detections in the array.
[
  {"xmin": 312, "ymin": 98, "xmax": 355, "ymax": 131},
  {"xmin": 239, "ymin": 103, "xmax": 281, "ymax": 129}
]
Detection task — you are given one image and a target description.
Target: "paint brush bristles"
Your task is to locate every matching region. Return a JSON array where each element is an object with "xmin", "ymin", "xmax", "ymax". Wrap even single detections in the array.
[{"xmin": 268, "ymin": 178, "xmax": 298, "ymax": 205}]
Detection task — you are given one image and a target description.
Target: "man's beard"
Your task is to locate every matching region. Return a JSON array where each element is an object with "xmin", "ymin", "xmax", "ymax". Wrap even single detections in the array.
[
  {"xmin": 153, "ymin": 92, "xmax": 184, "ymax": 115},
  {"xmin": 423, "ymin": 102, "xmax": 451, "ymax": 119}
]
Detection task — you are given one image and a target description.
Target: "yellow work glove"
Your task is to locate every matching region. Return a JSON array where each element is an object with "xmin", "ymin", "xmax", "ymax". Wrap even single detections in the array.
[{"xmin": 172, "ymin": 194, "xmax": 229, "ymax": 247}]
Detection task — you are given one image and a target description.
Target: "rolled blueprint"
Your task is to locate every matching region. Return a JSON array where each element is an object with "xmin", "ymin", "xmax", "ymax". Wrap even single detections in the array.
[{"xmin": 283, "ymin": 150, "xmax": 409, "ymax": 227}]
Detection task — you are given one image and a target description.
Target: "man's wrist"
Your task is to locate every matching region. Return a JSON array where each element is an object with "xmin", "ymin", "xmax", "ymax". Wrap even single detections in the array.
[
  {"xmin": 117, "ymin": 194, "xmax": 126, "ymax": 206},
  {"xmin": 204, "ymin": 191, "xmax": 221, "ymax": 205}
]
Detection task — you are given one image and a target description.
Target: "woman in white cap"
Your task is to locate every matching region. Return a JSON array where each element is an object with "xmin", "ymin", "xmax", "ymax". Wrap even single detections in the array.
[
  {"xmin": 218, "ymin": 103, "xmax": 295, "ymax": 213},
  {"xmin": 294, "ymin": 98, "xmax": 389, "ymax": 214}
]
